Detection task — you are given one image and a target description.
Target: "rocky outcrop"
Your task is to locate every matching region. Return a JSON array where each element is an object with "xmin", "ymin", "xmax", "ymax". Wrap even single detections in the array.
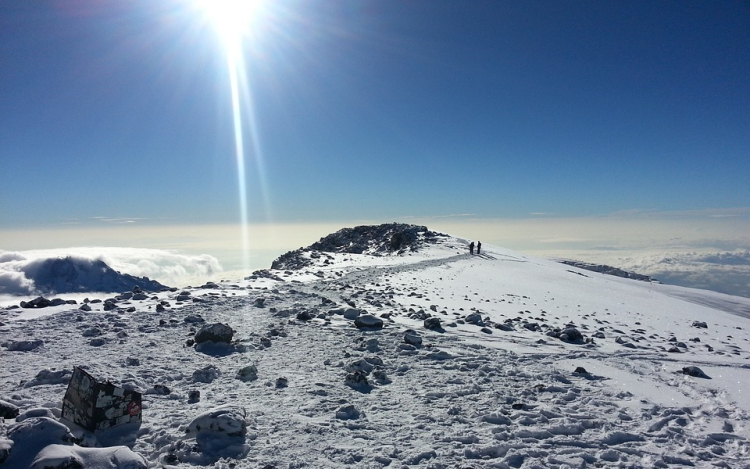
[
  {"xmin": 271, "ymin": 223, "xmax": 446, "ymax": 270},
  {"xmin": 559, "ymin": 260, "xmax": 657, "ymax": 283}
]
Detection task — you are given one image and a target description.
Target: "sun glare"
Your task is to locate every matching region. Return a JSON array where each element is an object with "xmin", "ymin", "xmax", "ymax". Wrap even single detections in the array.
[
  {"xmin": 195, "ymin": 0, "xmax": 268, "ymax": 274},
  {"xmin": 197, "ymin": 0, "xmax": 260, "ymax": 43}
]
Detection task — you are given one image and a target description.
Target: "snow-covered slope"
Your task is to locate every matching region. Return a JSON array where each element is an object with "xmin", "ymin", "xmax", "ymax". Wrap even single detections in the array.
[{"xmin": 1, "ymin": 225, "xmax": 749, "ymax": 468}]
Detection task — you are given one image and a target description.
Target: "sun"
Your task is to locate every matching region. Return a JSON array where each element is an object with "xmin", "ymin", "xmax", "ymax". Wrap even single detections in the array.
[{"xmin": 195, "ymin": 0, "xmax": 261, "ymax": 44}]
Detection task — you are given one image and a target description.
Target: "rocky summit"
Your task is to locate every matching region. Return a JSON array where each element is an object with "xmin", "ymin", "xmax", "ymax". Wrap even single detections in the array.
[{"xmin": 271, "ymin": 223, "xmax": 446, "ymax": 270}]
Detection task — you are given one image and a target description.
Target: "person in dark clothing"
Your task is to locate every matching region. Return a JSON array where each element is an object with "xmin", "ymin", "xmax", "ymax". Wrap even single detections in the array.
[
  {"xmin": 477, "ymin": 241, "xmax": 482, "ymax": 255},
  {"xmin": 469, "ymin": 241, "xmax": 475, "ymax": 255}
]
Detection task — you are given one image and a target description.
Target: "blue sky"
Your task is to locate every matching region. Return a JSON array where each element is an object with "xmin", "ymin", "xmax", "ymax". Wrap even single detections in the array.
[{"xmin": 1, "ymin": 0, "xmax": 748, "ymax": 229}]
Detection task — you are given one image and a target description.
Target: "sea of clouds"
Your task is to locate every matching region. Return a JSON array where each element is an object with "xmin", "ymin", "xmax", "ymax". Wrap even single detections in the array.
[
  {"xmin": 0, "ymin": 247, "xmax": 222, "ymax": 296},
  {"xmin": 617, "ymin": 250, "xmax": 750, "ymax": 299}
]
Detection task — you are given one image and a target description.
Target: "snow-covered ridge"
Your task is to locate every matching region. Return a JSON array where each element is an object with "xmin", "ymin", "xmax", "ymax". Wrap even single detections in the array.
[{"xmin": 1, "ymin": 224, "xmax": 750, "ymax": 468}]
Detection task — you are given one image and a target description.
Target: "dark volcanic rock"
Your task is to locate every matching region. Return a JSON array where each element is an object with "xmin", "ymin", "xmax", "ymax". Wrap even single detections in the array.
[
  {"xmin": 424, "ymin": 317, "xmax": 442, "ymax": 331},
  {"xmin": 682, "ymin": 366, "xmax": 711, "ymax": 379},
  {"xmin": 0, "ymin": 400, "xmax": 19, "ymax": 419},
  {"xmin": 5, "ymin": 340, "xmax": 44, "ymax": 352},
  {"xmin": 270, "ymin": 223, "xmax": 446, "ymax": 270},
  {"xmin": 194, "ymin": 323, "xmax": 234, "ymax": 344},
  {"xmin": 20, "ymin": 297, "xmax": 51, "ymax": 308},
  {"xmin": 354, "ymin": 314, "xmax": 384, "ymax": 329},
  {"xmin": 404, "ymin": 330, "xmax": 423, "ymax": 346}
]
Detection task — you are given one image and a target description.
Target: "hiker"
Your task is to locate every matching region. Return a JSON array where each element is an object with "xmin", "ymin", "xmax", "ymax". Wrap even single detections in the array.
[
  {"xmin": 477, "ymin": 241, "xmax": 482, "ymax": 255},
  {"xmin": 469, "ymin": 241, "xmax": 475, "ymax": 255}
]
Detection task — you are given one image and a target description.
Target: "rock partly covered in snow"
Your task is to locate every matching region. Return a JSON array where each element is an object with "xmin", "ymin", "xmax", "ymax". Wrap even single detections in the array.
[
  {"xmin": 271, "ymin": 223, "xmax": 446, "ymax": 269},
  {"xmin": 354, "ymin": 314, "xmax": 384, "ymax": 329},
  {"xmin": 194, "ymin": 323, "xmax": 234, "ymax": 344}
]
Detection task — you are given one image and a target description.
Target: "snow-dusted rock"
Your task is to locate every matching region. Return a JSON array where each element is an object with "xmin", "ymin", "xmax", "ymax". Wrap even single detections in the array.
[
  {"xmin": 344, "ymin": 371, "xmax": 370, "ymax": 390},
  {"xmin": 30, "ymin": 444, "xmax": 147, "ymax": 469},
  {"xmin": 5, "ymin": 339, "xmax": 44, "ymax": 351},
  {"xmin": 187, "ymin": 406, "xmax": 247, "ymax": 439},
  {"xmin": 16, "ymin": 407, "xmax": 55, "ymax": 422},
  {"xmin": 465, "ymin": 312, "xmax": 483, "ymax": 325},
  {"xmin": 335, "ymin": 404, "xmax": 362, "ymax": 420},
  {"xmin": 194, "ymin": 323, "xmax": 234, "ymax": 344},
  {"xmin": 176, "ymin": 291, "xmax": 191, "ymax": 302},
  {"xmin": 235, "ymin": 364, "xmax": 258, "ymax": 382},
  {"xmin": 192, "ymin": 365, "xmax": 221, "ymax": 383},
  {"xmin": 183, "ymin": 314, "xmax": 205, "ymax": 323},
  {"xmin": 404, "ymin": 330, "xmax": 423, "ymax": 346},
  {"xmin": 345, "ymin": 358, "xmax": 375, "ymax": 374},
  {"xmin": 296, "ymin": 309, "xmax": 313, "ymax": 321},
  {"xmin": 0, "ymin": 400, "xmax": 19, "ymax": 419},
  {"xmin": 343, "ymin": 308, "xmax": 361, "ymax": 320},
  {"xmin": 166, "ymin": 406, "xmax": 250, "ymax": 464},
  {"xmin": 23, "ymin": 368, "xmax": 72, "ymax": 388},
  {"xmin": 3, "ymin": 417, "xmax": 75, "ymax": 468},
  {"xmin": 424, "ymin": 317, "xmax": 442, "ymax": 330},
  {"xmin": 559, "ymin": 327, "xmax": 583, "ymax": 343},
  {"xmin": 82, "ymin": 327, "xmax": 102, "ymax": 337},
  {"xmin": 682, "ymin": 366, "xmax": 711, "ymax": 379},
  {"xmin": 354, "ymin": 314, "xmax": 383, "ymax": 329}
]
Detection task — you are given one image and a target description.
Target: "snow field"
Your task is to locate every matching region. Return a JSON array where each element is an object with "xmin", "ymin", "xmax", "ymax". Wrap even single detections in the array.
[{"xmin": 1, "ymin": 236, "xmax": 750, "ymax": 467}]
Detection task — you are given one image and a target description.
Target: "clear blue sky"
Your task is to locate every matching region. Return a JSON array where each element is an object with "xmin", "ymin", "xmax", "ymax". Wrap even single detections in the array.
[{"xmin": 2, "ymin": 0, "xmax": 749, "ymax": 228}]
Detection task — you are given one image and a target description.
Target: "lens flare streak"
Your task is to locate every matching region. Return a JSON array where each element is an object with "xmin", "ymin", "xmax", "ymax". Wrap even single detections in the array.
[{"xmin": 226, "ymin": 41, "xmax": 251, "ymax": 272}]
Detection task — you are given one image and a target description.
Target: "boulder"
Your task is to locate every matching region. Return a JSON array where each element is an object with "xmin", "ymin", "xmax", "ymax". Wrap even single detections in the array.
[
  {"xmin": 343, "ymin": 308, "xmax": 361, "ymax": 320},
  {"xmin": 186, "ymin": 406, "xmax": 247, "ymax": 439},
  {"xmin": 344, "ymin": 371, "xmax": 371, "ymax": 390},
  {"xmin": 465, "ymin": 312, "xmax": 483, "ymax": 325},
  {"xmin": 559, "ymin": 327, "xmax": 583, "ymax": 343},
  {"xmin": 192, "ymin": 365, "xmax": 221, "ymax": 383},
  {"xmin": 20, "ymin": 297, "xmax": 51, "ymax": 309},
  {"xmin": 404, "ymin": 330, "xmax": 422, "ymax": 346},
  {"xmin": 5, "ymin": 340, "xmax": 44, "ymax": 352},
  {"xmin": 335, "ymin": 404, "xmax": 361, "ymax": 420},
  {"xmin": 235, "ymin": 365, "xmax": 258, "ymax": 382},
  {"xmin": 354, "ymin": 314, "xmax": 383, "ymax": 329},
  {"xmin": 682, "ymin": 366, "xmax": 711, "ymax": 379},
  {"xmin": 692, "ymin": 321, "xmax": 708, "ymax": 329},
  {"xmin": 296, "ymin": 310, "xmax": 313, "ymax": 321},
  {"xmin": 195, "ymin": 323, "xmax": 234, "ymax": 344},
  {"xmin": 424, "ymin": 317, "xmax": 442, "ymax": 331},
  {"xmin": 0, "ymin": 400, "xmax": 19, "ymax": 419},
  {"xmin": 30, "ymin": 444, "xmax": 147, "ymax": 469}
]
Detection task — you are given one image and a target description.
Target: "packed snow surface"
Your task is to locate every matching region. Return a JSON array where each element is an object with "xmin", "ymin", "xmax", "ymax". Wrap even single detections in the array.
[{"xmin": 2, "ymin": 229, "xmax": 750, "ymax": 468}]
